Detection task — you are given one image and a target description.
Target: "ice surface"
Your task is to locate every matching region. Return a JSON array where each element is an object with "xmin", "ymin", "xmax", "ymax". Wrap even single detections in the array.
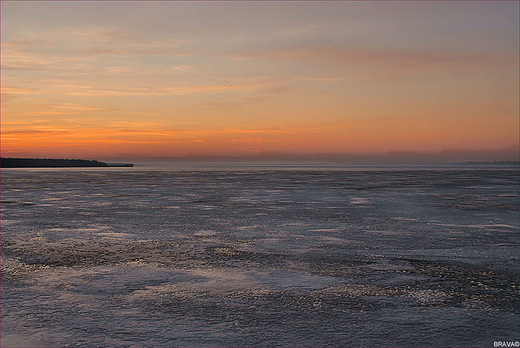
[{"xmin": 1, "ymin": 165, "xmax": 519, "ymax": 347}]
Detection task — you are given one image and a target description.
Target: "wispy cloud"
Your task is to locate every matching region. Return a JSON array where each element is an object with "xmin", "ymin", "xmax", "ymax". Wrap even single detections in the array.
[
  {"xmin": 294, "ymin": 77, "xmax": 343, "ymax": 83},
  {"xmin": 222, "ymin": 43, "xmax": 519, "ymax": 78},
  {"xmin": 1, "ymin": 26, "xmax": 186, "ymax": 74}
]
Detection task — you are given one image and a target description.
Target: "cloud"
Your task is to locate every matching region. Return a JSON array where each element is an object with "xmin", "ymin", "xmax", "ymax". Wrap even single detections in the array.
[
  {"xmin": 222, "ymin": 43, "xmax": 519, "ymax": 78},
  {"xmin": 0, "ymin": 119, "xmax": 360, "ymax": 148},
  {"xmin": 3, "ymin": 76, "xmax": 286, "ymax": 98},
  {"xmin": 294, "ymin": 77, "xmax": 343, "ymax": 83},
  {"xmin": 0, "ymin": 99, "xmax": 116, "ymax": 119},
  {"xmin": 0, "ymin": 86, "xmax": 48, "ymax": 96},
  {"xmin": 0, "ymin": 26, "xmax": 187, "ymax": 74}
]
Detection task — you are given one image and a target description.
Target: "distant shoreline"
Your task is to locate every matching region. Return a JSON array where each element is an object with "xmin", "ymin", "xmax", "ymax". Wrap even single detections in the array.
[
  {"xmin": 1, "ymin": 157, "xmax": 517, "ymax": 168},
  {"xmin": 0, "ymin": 158, "xmax": 133, "ymax": 168},
  {"xmin": 460, "ymin": 161, "xmax": 519, "ymax": 165}
]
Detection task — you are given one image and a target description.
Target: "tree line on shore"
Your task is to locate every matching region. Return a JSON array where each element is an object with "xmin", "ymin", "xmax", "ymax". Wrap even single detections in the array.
[{"xmin": 0, "ymin": 158, "xmax": 132, "ymax": 168}]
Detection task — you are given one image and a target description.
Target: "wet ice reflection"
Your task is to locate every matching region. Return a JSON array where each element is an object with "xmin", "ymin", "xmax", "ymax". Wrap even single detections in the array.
[{"xmin": 1, "ymin": 166, "xmax": 518, "ymax": 347}]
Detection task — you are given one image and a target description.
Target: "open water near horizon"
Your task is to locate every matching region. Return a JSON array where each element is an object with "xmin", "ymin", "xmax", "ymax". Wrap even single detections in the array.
[{"xmin": 1, "ymin": 164, "xmax": 519, "ymax": 347}]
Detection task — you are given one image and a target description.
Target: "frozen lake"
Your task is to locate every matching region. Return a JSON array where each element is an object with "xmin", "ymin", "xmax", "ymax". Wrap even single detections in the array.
[{"xmin": 1, "ymin": 164, "xmax": 519, "ymax": 347}]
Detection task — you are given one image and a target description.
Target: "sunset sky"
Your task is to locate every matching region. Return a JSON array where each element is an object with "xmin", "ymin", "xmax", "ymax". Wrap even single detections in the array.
[{"xmin": 1, "ymin": 1, "xmax": 519, "ymax": 163}]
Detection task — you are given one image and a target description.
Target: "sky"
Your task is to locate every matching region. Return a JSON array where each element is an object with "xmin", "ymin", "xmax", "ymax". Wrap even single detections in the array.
[{"xmin": 1, "ymin": 1, "xmax": 519, "ymax": 163}]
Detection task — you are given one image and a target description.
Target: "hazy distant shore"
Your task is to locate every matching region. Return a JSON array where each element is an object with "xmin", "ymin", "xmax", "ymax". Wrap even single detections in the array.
[{"xmin": 0, "ymin": 157, "xmax": 133, "ymax": 168}]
